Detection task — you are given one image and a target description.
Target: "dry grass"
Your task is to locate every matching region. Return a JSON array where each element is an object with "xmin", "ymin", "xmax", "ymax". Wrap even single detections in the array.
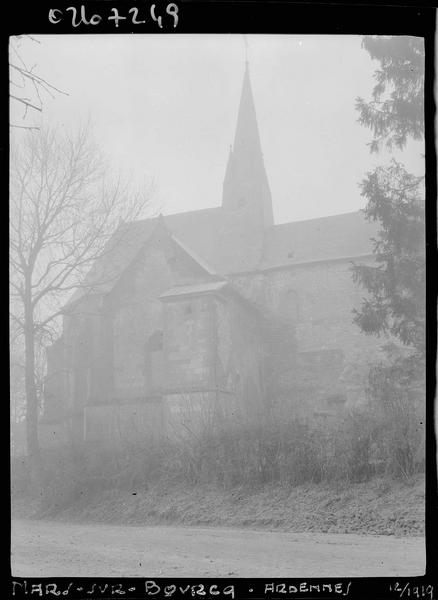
[
  {"xmin": 14, "ymin": 473, "xmax": 425, "ymax": 537},
  {"xmin": 11, "ymin": 398, "xmax": 424, "ymax": 526}
]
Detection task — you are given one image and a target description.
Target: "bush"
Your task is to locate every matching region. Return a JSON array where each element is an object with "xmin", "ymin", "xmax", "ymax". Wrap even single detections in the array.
[
  {"xmin": 151, "ymin": 403, "xmax": 403, "ymax": 489},
  {"xmin": 366, "ymin": 351, "xmax": 425, "ymax": 478},
  {"xmin": 20, "ymin": 386, "xmax": 424, "ymax": 514},
  {"xmin": 21, "ymin": 438, "xmax": 170, "ymax": 514}
]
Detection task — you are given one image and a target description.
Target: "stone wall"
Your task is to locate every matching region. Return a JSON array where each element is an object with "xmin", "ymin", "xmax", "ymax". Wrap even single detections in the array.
[
  {"xmin": 50, "ymin": 295, "xmax": 103, "ymax": 442},
  {"xmin": 106, "ymin": 244, "xmax": 171, "ymax": 400},
  {"xmin": 161, "ymin": 290, "xmax": 265, "ymax": 435},
  {"xmin": 43, "ymin": 236, "xmax": 382, "ymax": 445},
  {"xmin": 104, "ymin": 232, "xmax": 212, "ymax": 401},
  {"xmin": 43, "ymin": 230, "xmax": 218, "ymax": 444},
  {"xmin": 162, "ymin": 295, "xmax": 216, "ymax": 393},
  {"xmin": 215, "ymin": 293, "xmax": 264, "ymax": 408},
  {"xmin": 230, "ymin": 257, "xmax": 381, "ymax": 412}
]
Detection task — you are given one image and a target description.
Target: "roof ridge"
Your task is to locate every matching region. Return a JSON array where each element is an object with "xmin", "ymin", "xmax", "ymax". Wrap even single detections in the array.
[
  {"xmin": 128, "ymin": 205, "xmax": 222, "ymax": 227},
  {"xmin": 169, "ymin": 232, "xmax": 220, "ymax": 277},
  {"xmin": 273, "ymin": 210, "xmax": 365, "ymax": 228}
]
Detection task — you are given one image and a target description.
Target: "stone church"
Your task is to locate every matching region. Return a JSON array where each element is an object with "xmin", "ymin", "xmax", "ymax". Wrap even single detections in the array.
[{"xmin": 42, "ymin": 64, "xmax": 379, "ymax": 445}]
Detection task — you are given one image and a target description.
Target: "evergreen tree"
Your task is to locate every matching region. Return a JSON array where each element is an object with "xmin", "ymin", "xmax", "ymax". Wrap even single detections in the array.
[
  {"xmin": 356, "ymin": 36, "xmax": 424, "ymax": 153},
  {"xmin": 353, "ymin": 36, "xmax": 425, "ymax": 359},
  {"xmin": 352, "ymin": 36, "xmax": 425, "ymax": 476}
]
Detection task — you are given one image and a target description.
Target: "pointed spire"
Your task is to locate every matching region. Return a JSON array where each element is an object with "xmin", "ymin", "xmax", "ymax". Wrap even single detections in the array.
[
  {"xmin": 243, "ymin": 34, "xmax": 249, "ymax": 64},
  {"xmin": 233, "ymin": 63, "xmax": 263, "ymax": 163},
  {"xmin": 222, "ymin": 63, "xmax": 274, "ymax": 227},
  {"xmin": 223, "ymin": 145, "xmax": 233, "ymax": 187}
]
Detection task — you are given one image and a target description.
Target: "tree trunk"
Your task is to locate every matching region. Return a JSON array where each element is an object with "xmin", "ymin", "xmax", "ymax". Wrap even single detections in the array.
[{"xmin": 23, "ymin": 297, "xmax": 43, "ymax": 492}]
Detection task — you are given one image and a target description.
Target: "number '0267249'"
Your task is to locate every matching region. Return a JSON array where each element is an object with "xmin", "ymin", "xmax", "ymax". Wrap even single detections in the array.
[{"xmin": 48, "ymin": 4, "xmax": 179, "ymax": 28}]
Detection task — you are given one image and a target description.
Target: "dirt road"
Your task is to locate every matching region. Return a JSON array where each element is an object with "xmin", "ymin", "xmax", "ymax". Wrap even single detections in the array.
[{"xmin": 11, "ymin": 519, "xmax": 425, "ymax": 578}]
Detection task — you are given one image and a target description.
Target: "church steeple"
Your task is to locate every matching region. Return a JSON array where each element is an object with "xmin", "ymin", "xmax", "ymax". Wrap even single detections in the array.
[{"xmin": 222, "ymin": 63, "xmax": 274, "ymax": 227}]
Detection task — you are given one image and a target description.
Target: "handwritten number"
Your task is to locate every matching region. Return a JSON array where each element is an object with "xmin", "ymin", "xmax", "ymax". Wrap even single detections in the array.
[
  {"xmin": 66, "ymin": 6, "xmax": 81, "ymax": 27},
  {"xmin": 166, "ymin": 3, "xmax": 179, "ymax": 27},
  {"xmin": 129, "ymin": 7, "xmax": 146, "ymax": 24},
  {"xmin": 66, "ymin": 5, "xmax": 101, "ymax": 26},
  {"xmin": 48, "ymin": 8, "xmax": 63, "ymax": 23},
  {"xmin": 108, "ymin": 8, "xmax": 127, "ymax": 27},
  {"xmin": 150, "ymin": 5, "xmax": 163, "ymax": 28},
  {"xmin": 50, "ymin": 4, "xmax": 178, "ymax": 28},
  {"xmin": 390, "ymin": 583, "xmax": 435, "ymax": 600},
  {"xmin": 90, "ymin": 14, "xmax": 102, "ymax": 25}
]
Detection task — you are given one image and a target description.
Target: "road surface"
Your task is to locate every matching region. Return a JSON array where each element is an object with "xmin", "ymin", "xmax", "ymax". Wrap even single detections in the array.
[{"xmin": 11, "ymin": 518, "xmax": 425, "ymax": 577}]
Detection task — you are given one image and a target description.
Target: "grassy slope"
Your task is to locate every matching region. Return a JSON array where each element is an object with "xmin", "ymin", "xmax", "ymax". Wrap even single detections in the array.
[{"xmin": 18, "ymin": 474, "xmax": 425, "ymax": 537}]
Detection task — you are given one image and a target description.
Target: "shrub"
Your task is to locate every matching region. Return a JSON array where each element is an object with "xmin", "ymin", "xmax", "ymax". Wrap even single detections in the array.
[
  {"xmin": 366, "ymin": 351, "xmax": 425, "ymax": 478},
  {"xmin": 20, "ymin": 384, "xmax": 425, "ymax": 514}
]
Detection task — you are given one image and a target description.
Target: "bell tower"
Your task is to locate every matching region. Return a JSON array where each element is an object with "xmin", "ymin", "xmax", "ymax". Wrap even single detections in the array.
[{"xmin": 222, "ymin": 63, "xmax": 274, "ymax": 228}]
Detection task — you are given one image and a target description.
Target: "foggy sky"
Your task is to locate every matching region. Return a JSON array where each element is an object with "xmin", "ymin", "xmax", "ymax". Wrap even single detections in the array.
[{"xmin": 10, "ymin": 34, "xmax": 424, "ymax": 224}]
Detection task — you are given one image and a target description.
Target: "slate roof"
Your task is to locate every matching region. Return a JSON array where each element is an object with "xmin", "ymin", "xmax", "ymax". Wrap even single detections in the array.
[
  {"xmin": 259, "ymin": 211, "xmax": 379, "ymax": 270},
  {"xmin": 134, "ymin": 208, "xmax": 377, "ymax": 276},
  {"xmin": 140, "ymin": 209, "xmax": 377, "ymax": 277},
  {"xmin": 66, "ymin": 218, "xmax": 158, "ymax": 307},
  {"xmin": 66, "ymin": 208, "xmax": 378, "ymax": 309},
  {"xmin": 162, "ymin": 206, "xmax": 265, "ymax": 273},
  {"xmin": 65, "ymin": 206, "xmax": 258, "ymax": 307}
]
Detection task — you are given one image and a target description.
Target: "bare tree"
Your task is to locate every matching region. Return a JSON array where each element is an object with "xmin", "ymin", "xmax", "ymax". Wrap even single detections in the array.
[
  {"xmin": 10, "ymin": 125, "xmax": 153, "ymax": 484},
  {"xmin": 9, "ymin": 35, "xmax": 68, "ymax": 130}
]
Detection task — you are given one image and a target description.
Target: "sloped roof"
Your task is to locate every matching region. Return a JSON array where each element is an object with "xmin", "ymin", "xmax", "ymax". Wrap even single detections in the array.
[
  {"xmin": 159, "ymin": 280, "xmax": 228, "ymax": 300},
  {"xmin": 66, "ymin": 218, "xmax": 158, "ymax": 307},
  {"xmin": 159, "ymin": 279, "xmax": 265, "ymax": 320},
  {"xmin": 162, "ymin": 206, "xmax": 264, "ymax": 273},
  {"xmin": 160, "ymin": 209, "xmax": 377, "ymax": 274},
  {"xmin": 66, "ymin": 208, "xmax": 378, "ymax": 309},
  {"xmin": 260, "ymin": 211, "xmax": 379, "ymax": 270},
  {"xmin": 170, "ymin": 231, "xmax": 218, "ymax": 277}
]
